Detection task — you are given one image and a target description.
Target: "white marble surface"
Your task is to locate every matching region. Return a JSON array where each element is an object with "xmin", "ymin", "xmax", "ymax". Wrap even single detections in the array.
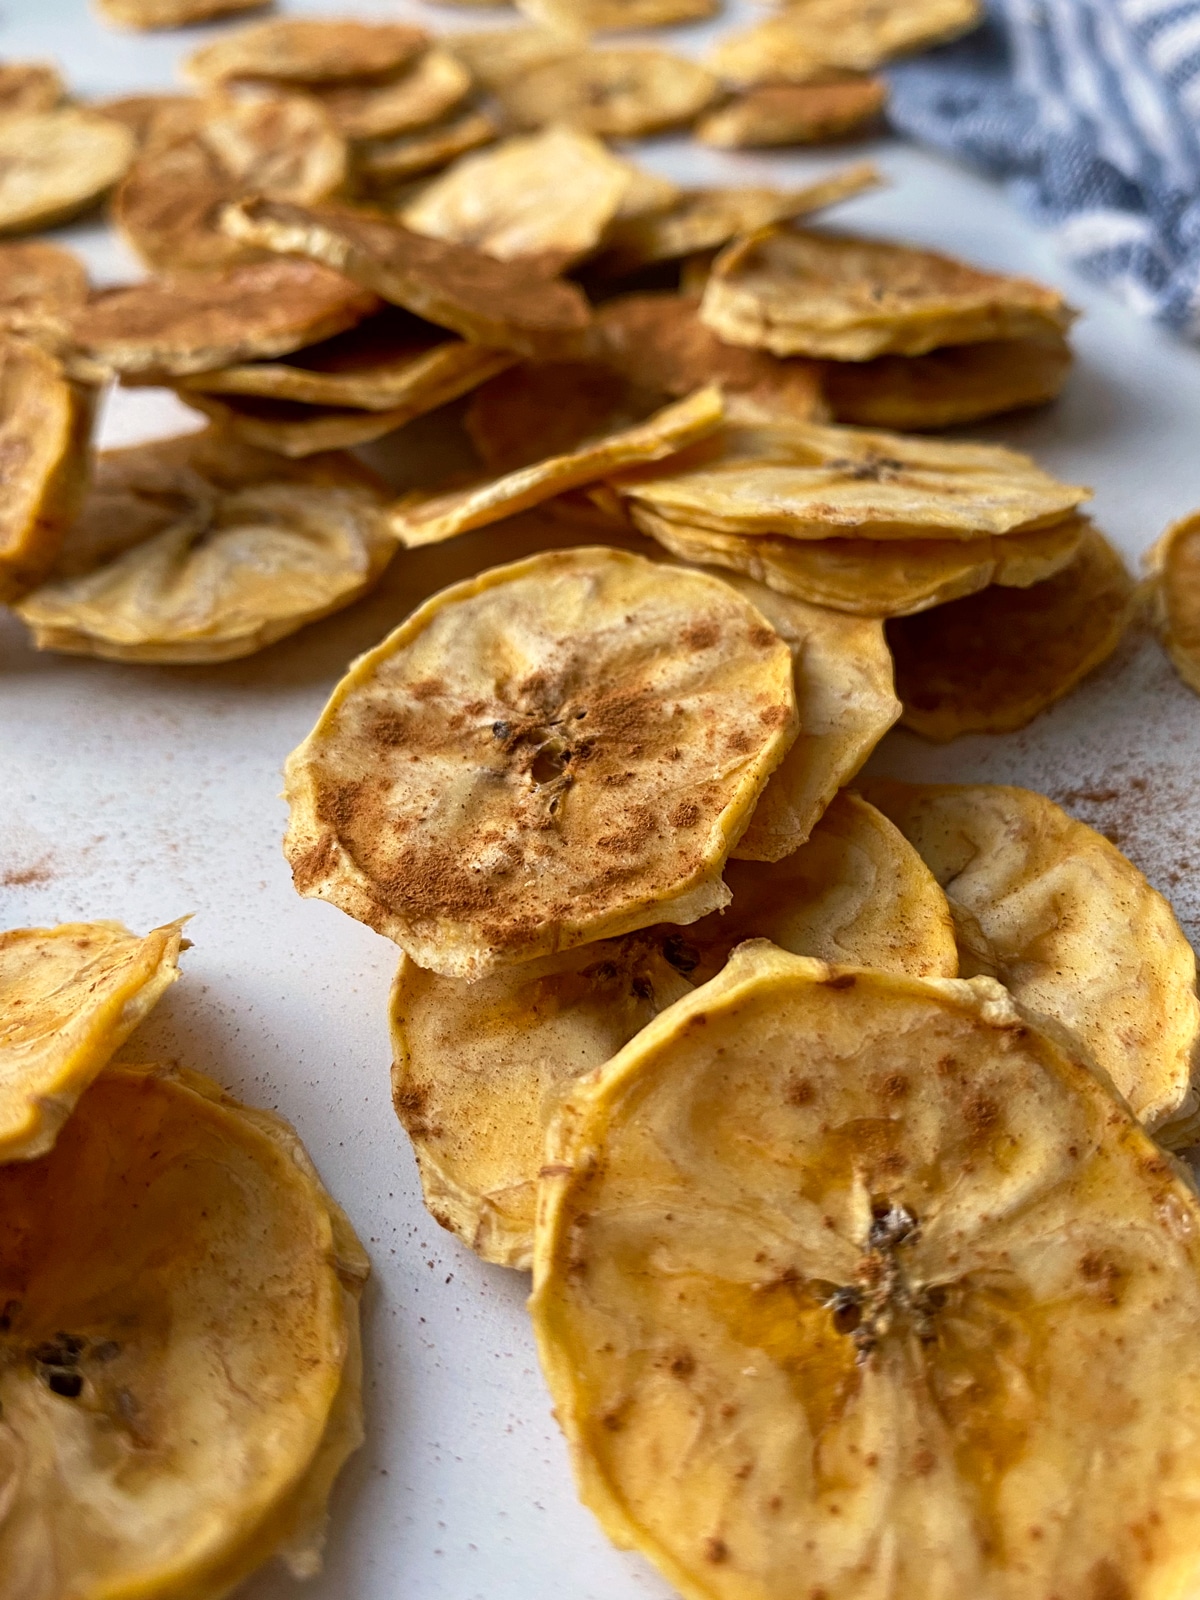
[{"xmin": 3, "ymin": 2, "xmax": 1200, "ymax": 1597}]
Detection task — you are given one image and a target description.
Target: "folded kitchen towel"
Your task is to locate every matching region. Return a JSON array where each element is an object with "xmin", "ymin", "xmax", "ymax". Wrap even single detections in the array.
[{"xmin": 886, "ymin": 0, "xmax": 1200, "ymax": 336}]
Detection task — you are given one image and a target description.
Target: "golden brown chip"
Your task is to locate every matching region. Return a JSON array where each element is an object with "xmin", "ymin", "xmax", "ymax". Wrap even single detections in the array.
[
  {"xmin": 617, "ymin": 419, "xmax": 1090, "ymax": 541},
  {"xmin": 516, "ymin": 0, "xmax": 719, "ymax": 30},
  {"xmin": 495, "ymin": 48, "xmax": 718, "ymax": 138},
  {"xmin": 392, "ymin": 386, "xmax": 724, "ymax": 548},
  {"xmin": 703, "ymin": 226, "xmax": 1074, "ymax": 360},
  {"xmin": 0, "ymin": 109, "xmax": 134, "ymax": 236},
  {"xmin": 174, "ymin": 390, "xmax": 439, "ymax": 455},
  {"xmin": 698, "ymin": 76, "xmax": 887, "ymax": 148},
  {"xmin": 863, "ymin": 780, "xmax": 1200, "ymax": 1136},
  {"xmin": 466, "ymin": 360, "xmax": 660, "ymax": 475},
  {"xmin": 390, "ymin": 792, "xmax": 955, "ymax": 1267},
  {"xmin": 311, "ymin": 46, "xmax": 471, "ymax": 142},
  {"xmin": 185, "ymin": 17, "xmax": 427, "ymax": 86},
  {"xmin": 444, "ymin": 26, "xmax": 576, "ymax": 91},
  {"xmin": 532, "ymin": 940, "xmax": 1200, "ymax": 1600},
  {"xmin": 0, "ymin": 1059, "xmax": 367, "ymax": 1597},
  {"xmin": 70, "ymin": 257, "xmax": 380, "ymax": 380},
  {"xmin": 823, "ymin": 331, "xmax": 1073, "ymax": 427},
  {"xmin": 222, "ymin": 195, "xmax": 593, "ymax": 357},
  {"xmin": 0, "ymin": 919, "xmax": 183, "ymax": 1162},
  {"xmin": 708, "ymin": 0, "xmax": 983, "ymax": 85},
  {"xmin": 94, "ymin": 0, "xmax": 265, "ymax": 28},
  {"xmin": 90, "ymin": 91, "xmax": 195, "ymax": 148},
  {"xmin": 888, "ymin": 526, "xmax": 1135, "ymax": 740},
  {"xmin": 0, "ymin": 61, "xmax": 64, "ymax": 112},
  {"xmin": 0, "ymin": 240, "xmax": 88, "ymax": 341},
  {"xmin": 353, "ymin": 108, "xmax": 500, "ymax": 189},
  {"xmin": 15, "ymin": 430, "xmax": 394, "ymax": 663},
  {"xmin": 1145, "ymin": 509, "xmax": 1200, "ymax": 697},
  {"xmin": 284, "ymin": 546, "xmax": 798, "ymax": 977}
]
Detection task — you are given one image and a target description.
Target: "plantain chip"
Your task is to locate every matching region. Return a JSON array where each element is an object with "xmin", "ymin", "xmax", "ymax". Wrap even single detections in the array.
[
  {"xmin": 516, "ymin": 0, "xmax": 719, "ymax": 30},
  {"xmin": 708, "ymin": 0, "xmax": 983, "ymax": 85},
  {"xmin": 0, "ymin": 109, "xmax": 133, "ymax": 236},
  {"xmin": 0, "ymin": 1059, "xmax": 368, "ymax": 1599},
  {"xmin": 863, "ymin": 779, "xmax": 1200, "ymax": 1138},
  {"xmin": 888, "ymin": 526, "xmax": 1135, "ymax": 740},
  {"xmin": 698, "ymin": 76, "xmax": 887, "ymax": 148},
  {"xmin": 391, "ymin": 792, "xmax": 954, "ymax": 1268},
  {"xmin": 1146, "ymin": 509, "xmax": 1200, "ymax": 697},
  {"xmin": 284, "ymin": 546, "xmax": 797, "ymax": 978},
  {"xmin": 95, "ymin": 0, "xmax": 265, "ymax": 28},
  {"xmin": 444, "ymin": 26, "xmax": 574, "ymax": 91},
  {"xmin": 354, "ymin": 108, "xmax": 500, "ymax": 189},
  {"xmin": 0, "ymin": 919, "xmax": 183, "ymax": 1163},
  {"xmin": 174, "ymin": 390, "xmax": 442, "ymax": 455},
  {"xmin": 221, "ymin": 195, "xmax": 593, "ymax": 357},
  {"xmin": 0, "ymin": 240, "xmax": 88, "ymax": 347},
  {"xmin": 114, "ymin": 88, "xmax": 347, "ymax": 272},
  {"xmin": 0, "ymin": 61, "xmax": 64, "ymax": 113},
  {"xmin": 635, "ymin": 509, "xmax": 1088, "ymax": 617},
  {"xmin": 185, "ymin": 17, "xmax": 427, "ymax": 87},
  {"xmin": 15, "ymin": 430, "xmax": 394, "ymax": 663},
  {"xmin": 311, "ymin": 46, "xmax": 471, "ymax": 141},
  {"xmin": 616, "ymin": 420, "xmax": 1090, "ymax": 541},
  {"xmin": 532, "ymin": 939, "xmax": 1200, "ymax": 1600},
  {"xmin": 703, "ymin": 227, "xmax": 1074, "ymax": 360},
  {"xmin": 91, "ymin": 91, "xmax": 195, "ymax": 148},
  {"xmin": 466, "ymin": 360, "xmax": 659, "ymax": 475},
  {"xmin": 391, "ymin": 386, "xmax": 724, "ymax": 548},
  {"xmin": 495, "ymin": 49, "xmax": 718, "ymax": 138}
]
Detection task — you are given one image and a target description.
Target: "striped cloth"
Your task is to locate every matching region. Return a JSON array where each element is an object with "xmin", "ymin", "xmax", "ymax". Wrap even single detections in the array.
[{"xmin": 886, "ymin": 0, "xmax": 1200, "ymax": 335}]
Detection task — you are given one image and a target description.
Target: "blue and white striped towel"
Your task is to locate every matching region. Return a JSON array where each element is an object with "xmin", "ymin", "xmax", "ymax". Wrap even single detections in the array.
[{"xmin": 886, "ymin": 0, "xmax": 1200, "ymax": 337}]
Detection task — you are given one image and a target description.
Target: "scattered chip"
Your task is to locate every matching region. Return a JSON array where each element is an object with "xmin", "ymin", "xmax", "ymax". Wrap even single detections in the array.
[
  {"xmin": 466, "ymin": 361, "xmax": 660, "ymax": 475},
  {"xmin": 0, "ymin": 919, "xmax": 183, "ymax": 1162},
  {"xmin": 95, "ymin": 0, "xmax": 266, "ymax": 28},
  {"xmin": 185, "ymin": 17, "xmax": 427, "ymax": 87},
  {"xmin": 70, "ymin": 257, "xmax": 380, "ymax": 379},
  {"xmin": 283, "ymin": 546, "xmax": 797, "ymax": 977},
  {"xmin": 312, "ymin": 46, "xmax": 471, "ymax": 142},
  {"xmin": 392, "ymin": 386, "xmax": 724, "ymax": 548},
  {"xmin": 703, "ymin": 226, "xmax": 1074, "ymax": 359},
  {"xmin": 708, "ymin": 0, "xmax": 983, "ymax": 85},
  {"xmin": 390, "ymin": 792, "xmax": 954, "ymax": 1267},
  {"xmin": 90, "ymin": 91, "xmax": 195, "ymax": 148},
  {"xmin": 1146, "ymin": 510, "xmax": 1200, "ymax": 697},
  {"xmin": 887, "ymin": 525, "xmax": 1135, "ymax": 739},
  {"xmin": 16, "ymin": 431, "xmax": 394, "ymax": 663},
  {"xmin": 532, "ymin": 939, "xmax": 1200, "ymax": 1600},
  {"xmin": 0, "ymin": 1059, "xmax": 367, "ymax": 1597},
  {"xmin": 495, "ymin": 48, "xmax": 718, "ymax": 138},
  {"xmin": 354, "ymin": 108, "xmax": 500, "ymax": 188},
  {"xmin": 443, "ymin": 26, "xmax": 576, "ymax": 91},
  {"xmin": 0, "ymin": 60, "xmax": 64, "ymax": 112},
  {"xmin": 0, "ymin": 240, "xmax": 88, "ymax": 342},
  {"xmin": 222, "ymin": 195, "xmax": 593, "ymax": 357},
  {"xmin": 176, "ymin": 389, "xmax": 458, "ymax": 456},
  {"xmin": 0, "ymin": 108, "xmax": 134, "ymax": 236},
  {"xmin": 517, "ymin": 0, "xmax": 719, "ymax": 31},
  {"xmin": 698, "ymin": 76, "xmax": 887, "ymax": 148}
]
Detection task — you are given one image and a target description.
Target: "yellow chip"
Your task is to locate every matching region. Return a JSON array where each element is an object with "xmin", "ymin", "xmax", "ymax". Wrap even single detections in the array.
[
  {"xmin": 0, "ymin": 61, "xmax": 64, "ymax": 112},
  {"xmin": 311, "ymin": 46, "xmax": 471, "ymax": 141},
  {"xmin": 888, "ymin": 525, "xmax": 1135, "ymax": 739},
  {"xmin": 173, "ymin": 390, "xmax": 441, "ymax": 456},
  {"xmin": 354, "ymin": 108, "xmax": 501, "ymax": 189},
  {"xmin": 863, "ymin": 779, "xmax": 1200, "ymax": 1138},
  {"xmin": 94, "ymin": 0, "xmax": 265, "ymax": 28},
  {"xmin": 391, "ymin": 386, "xmax": 724, "ymax": 548},
  {"xmin": 496, "ymin": 48, "xmax": 718, "ymax": 138},
  {"xmin": 708, "ymin": 0, "xmax": 983, "ymax": 85},
  {"xmin": 0, "ymin": 919, "xmax": 183, "ymax": 1163},
  {"xmin": 635, "ymin": 507, "xmax": 1088, "ymax": 616},
  {"xmin": 617, "ymin": 419, "xmax": 1090, "ymax": 541},
  {"xmin": 516, "ymin": 0, "xmax": 719, "ymax": 30},
  {"xmin": 0, "ymin": 1059, "xmax": 367, "ymax": 1598},
  {"xmin": 185, "ymin": 17, "xmax": 428, "ymax": 86},
  {"xmin": 284, "ymin": 546, "xmax": 798, "ymax": 978},
  {"xmin": 16, "ymin": 431, "xmax": 394, "ymax": 664},
  {"xmin": 698, "ymin": 76, "xmax": 887, "ymax": 148},
  {"xmin": 1146, "ymin": 509, "xmax": 1200, "ymax": 697},
  {"xmin": 0, "ymin": 108, "xmax": 133, "ymax": 236},
  {"xmin": 391, "ymin": 792, "xmax": 956, "ymax": 1267}
]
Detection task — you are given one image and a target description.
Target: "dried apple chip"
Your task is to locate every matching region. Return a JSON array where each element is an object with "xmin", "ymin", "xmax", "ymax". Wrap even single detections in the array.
[
  {"xmin": 15, "ymin": 431, "xmax": 394, "ymax": 663},
  {"xmin": 495, "ymin": 49, "xmax": 718, "ymax": 138},
  {"xmin": 698, "ymin": 76, "xmax": 887, "ymax": 148},
  {"xmin": 1146, "ymin": 509, "xmax": 1200, "ymax": 697},
  {"xmin": 0, "ymin": 1059, "xmax": 368, "ymax": 1597},
  {"xmin": 284, "ymin": 547, "xmax": 797, "ymax": 978},
  {"xmin": 355, "ymin": 108, "xmax": 500, "ymax": 188},
  {"xmin": 391, "ymin": 792, "xmax": 954, "ymax": 1268},
  {"xmin": 0, "ymin": 919, "xmax": 183, "ymax": 1163},
  {"xmin": 185, "ymin": 17, "xmax": 427, "ymax": 87},
  {"xmin": 95, "ymin": 0, "xmax": 265, "ymax": 27},
  {"xmin": 708, "ymin": 0, "xmax": 983, "ymax": 85},
  {"xmin": 0, "ymin": 109, "xmax": 134, "ymax": 236},
  {"xmin": 532, "ymin": 939, "xmax": 1200, "ymax": 1600},
  {"xmin": 888, "ymin": 526, "xmax": 1135, "ymax": 739},
  {"xmin": 517, "ymin": 0, "xmax": 719, "ymax": 29},
  {"xmin": 312, "ymin": 46, "xmax": 470, "ymax": 141},
  {"xmin": 0, "ymin": 61, "xmax": 64, "ymax": 113}
]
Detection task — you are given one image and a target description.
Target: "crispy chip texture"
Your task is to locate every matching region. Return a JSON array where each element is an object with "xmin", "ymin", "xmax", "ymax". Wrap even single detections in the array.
[
  {"xmin": 708, "ymin": 0, "xmax": 982, "ymax": 84},
  {"xmin": 496, "ymin": 49, "xmax": 718, "ymax": 137},
  {"xmin": 702, "ymin": 228, "xmax": 1073, "ymax": 360},
  {"xmin": 698, "ymin": 77, "xmax": 886, "ymax": 148},
  {"xmin": 185, "ymin": 18, "xmax": 427, "ymax": 86},
  {"xmin": 863, "ymin": 780, "xmax": 1200, "ymax": 1136},
  {"xmin": 0, "ymin": 919, "xmax": 183, "ymax": 1163},
  {"xmin": 518, "ymin": 0, "xmax": 718, "ymax": 28},
  {"xmin": 391, "ymin": 792, "xmax": 955, "ymax": 1267},
  {"xmin": 312, "ymin": 47, "xmax": 470, "ymax": 141},
  {"xmin": 16, "ymin": 430, "xmax": 393, "ymax": 663},
  {"xmin": 221, "ymin": 195, "xmax": 592, "ymax": 357},
  {"xmin": 618, "ymin": 420, "xmax": 1089, "ymax": 541},
  {"xmin": 888, "ymin": 526, "xmax": 1135, "ymax": 739},
  {"xmin": 95, "ymin": 0, "xmax": 265, "ymax": 28},
  {"xmin": 0, "ymin": 62, "xmax": 64, "ymax": 113},
  {"xmin": 1146, "ymin": 510, "xmax": 1200, "ymax": 697},
  {"xmin": 466, "ymin": 360, "xmax": 658, "ymax": 474},
  {"xmin": 0, "ymin": 1059, "xmax": 368, "ymax": 1600},
  {"xmin": 284, "ymin": 547, "xmax": 797, "ymax": 978},
  {"xmin": 175, "ymin": 389, "xmax": 455, "ymax": 456},
  {"xmin": 354, "ymin": 108, "xmax": 499, "ymax": 188},
  {"xmin": 0, "ymin": 240, "xmax": 88, "ymax": 343},
  {"xmin": 0, "ymin": 109, "xmax": 133, "ymax": 235},
  {"xmin": 532, "ymin": 941, "xmax": 1200, "ymax": 1600}
]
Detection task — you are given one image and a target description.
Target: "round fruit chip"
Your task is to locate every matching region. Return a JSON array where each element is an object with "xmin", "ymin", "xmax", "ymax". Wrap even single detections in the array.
[
  {"xmin": 283, "ymin": 547, "xmax": 798, "ymax": 978},
  {"xmin": 698, "ymin": 77, "xmax": 887, "ymax": 148},
  {"xmin": 0, "ymin": 240, "xmax": 88, "ymax": 343},
  {"xmin": 443, "ymin": 26, "xmax": 574, "ymax": 91},
  {"xmin": 312, "ymin": 46, "xmax": 470, "ymax": 142},
  {"xmin": 95, "ymin": 0, "xmax": 267, "ymax": 28},
  {"xmin": 176, "ymin": 389, "xmax": 460, "ymax": 456},
  {"xmin": 354, "ymin": 108, "xmax": 500, "ymax": 188},
  {"xmin": 0, "ymin": 1060, "xmax": 367, "ymax": 1599},
  {"xmin": 702, "ymin": 227, "xmax": 1073, "ymax": 360},
  {"xmin": 1146, "ymin": 509, "xmax": 1200, "ymax": 697},
  {"xmin": 516, "ymin": 0, "xmax": 719, "ymax": 30},
  {"xmin": 0, "ymin": 61, "xmax": 64, "ymax": 113},
  {"xmin": 863, "ymin": 780, "xmax": 1200, "ymax": 1139},
  {"xmin": 887, "ymin": 525, "xmax": 1135, "ymax": 739},
  {"xmin": 708, "ymin": 0, "xmax": 983, "ymax": 85},
  {"xmin": 0, "ymin": 918, "xmax": 183, "ymax": 1163},
  {"xmin": 15, "ymin": 431, "xmax": 394, "ymax": 664},
  {"xmin": 185, "ymin": 17, "xmax": 427, "ymax": 87},
  {"xmin": 532, "ymin": 939, "xmax": 1200, "ymax": 1600},
  {"xmin": 495, "ymin": 49, "xmax": 718, "ymax": 138},
  {"xmin": 466, "ymin": 360, "xmax": 663, "ymax": 475},
  {"xmin": 0, "ymin": 108, "xmax": 134, "ymax": 235},
  {"xmin": 637, "ymin": 509, "xmax": 1087, "ymax": 616},
  {"xmin": 391, "ymin": 792, "xmax": 955, "ymax": 1267},
  {"xmin": 90, "ymin": 91, "xmax": 195, "ymax": 148}
]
